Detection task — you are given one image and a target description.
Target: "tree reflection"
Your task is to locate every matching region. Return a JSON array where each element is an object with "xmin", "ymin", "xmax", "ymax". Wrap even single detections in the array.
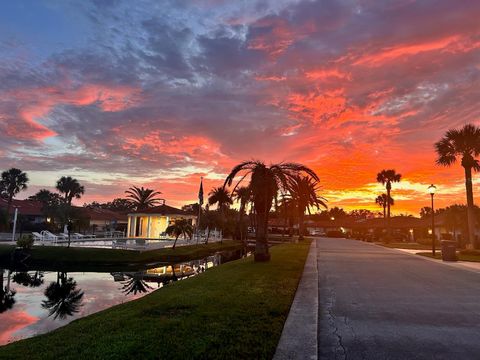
[
  {"xmin": 42, "ymin": 272, "xmax": 84, "ymax": 320},
  {"xmin": 120, "ymin": 273, "xmax": 153, "ymax": 295},
  {"xmin": 0, "ymin": 269, "xmax": 16, "ymax": 313},
  {"xmin": 13, "ymin": 271, "xmax": 44, "ymax": 288}
]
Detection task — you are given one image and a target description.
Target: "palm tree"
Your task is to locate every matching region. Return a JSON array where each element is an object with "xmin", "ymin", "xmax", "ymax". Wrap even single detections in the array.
[
  {"xmin": 125, "ymin": 186, "xmax": 163, "ymax": 211},
  {"xmin": 0, "ymin": 168, "xmax": 29, "ymax": 217},
  {"xmin": 289, "ymin": 175, "xmax": 327, "ymax": 241},
  {"xmin": 233, "ymin": 186, "xmax": 251, "ymax": 241},
  {"xmin": 375, "ymin": 194, "xmax": 394, "ymax": 219},
  {"xmin": 208, "ymin": 187, "xmax": 233, "ymax": 215},
  {"xmin": 28, "ymin": 189, "xmax": 62, "ymax": 222},
  {"xmin": 56, "ymin": 176, "xmax": 85, "ymax": 205},
  {"xmin": 376, "ymin": 169, "xmax": 401, "ymax": 239},
  {"xmin": 279, "ymin": 195, "xmax": 296, "ymax": 237},
  {"xmin": 224, "ymin": 161, "xmax": 319, "ymax": 261},
  {"xmin": 435, "ymin": 124, "xmax": 480, "ymax": 248},
  {"xmin": 166, "ymin": 219, "xmax": 194, "ymax": 249},
  {"xmin": 42, "ymin": 272, "xmax": 84, "ymax": 320}
]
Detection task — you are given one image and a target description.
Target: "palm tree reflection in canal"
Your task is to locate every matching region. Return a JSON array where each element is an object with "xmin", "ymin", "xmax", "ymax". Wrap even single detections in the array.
[
  {"xmin": 42, "ymin": 272, "xmax": 84, "ymax": 320},
  {"xmin": 0, "ymin": 269, "xmax": 16, "ymax": 314}
]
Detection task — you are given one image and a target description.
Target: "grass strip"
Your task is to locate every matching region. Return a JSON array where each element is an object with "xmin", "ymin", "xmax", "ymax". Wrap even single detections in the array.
[
  {"xmin": 0, "ymin": 241, "xmax": 311, "ymax": 360},
  {"xmin": 0, "ymin": 241, "xmax": 243, "ymax": 270},
  {"xmin": 377, "ymin": 242, "xmax": 432, "ymax": 250},
  {"xmin": 417, "ymin": 251, "xmax": 480, "ymax": 262}
]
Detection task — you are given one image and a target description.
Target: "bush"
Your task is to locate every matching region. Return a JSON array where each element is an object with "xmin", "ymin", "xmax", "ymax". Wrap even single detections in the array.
[{"xmin": 17, "ymin": 234, "xmax": 34, "ymax": 249}]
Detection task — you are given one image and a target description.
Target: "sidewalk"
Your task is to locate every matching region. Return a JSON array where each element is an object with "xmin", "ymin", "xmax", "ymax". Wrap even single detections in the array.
[{"xmin": 273, "ymin": 240, "xmax": 318, "ymax": 360}]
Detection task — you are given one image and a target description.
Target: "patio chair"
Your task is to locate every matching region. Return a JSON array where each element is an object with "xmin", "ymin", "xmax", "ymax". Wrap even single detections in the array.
[
  {"xmin": 32, "ymin": 232, "xmax": 43, "ymax": 242},
  {"xmin": 40, "ymin": 230, "xmax": 58, "ymax": 243}
]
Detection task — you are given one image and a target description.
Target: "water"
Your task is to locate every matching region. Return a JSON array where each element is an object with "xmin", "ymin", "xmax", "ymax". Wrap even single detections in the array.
[{"xmin": 0, "ymin": 256, "xmax": 220, "ymax": 345}]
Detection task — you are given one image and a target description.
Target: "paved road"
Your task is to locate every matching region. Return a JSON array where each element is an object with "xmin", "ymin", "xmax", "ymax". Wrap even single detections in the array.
[{"xmin": 318, "ymin": 238, "xmax": 480, "ymax": 360}]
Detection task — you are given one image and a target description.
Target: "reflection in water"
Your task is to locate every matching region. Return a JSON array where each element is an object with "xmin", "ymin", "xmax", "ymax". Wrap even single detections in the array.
[
  {"xmin": 41, "ymin": 272, "xmax": 84, "ymax": 320},
  {"xmin": 0, "ymin": 269, "xmax": 16, "ymax": 314},
  {"xmin": 13, "ymin": 271, "xmax": 44, "ymax": 288},
  {"xmin": 120, "ymin": 273, "xmax": 154, "ymax": 295}
]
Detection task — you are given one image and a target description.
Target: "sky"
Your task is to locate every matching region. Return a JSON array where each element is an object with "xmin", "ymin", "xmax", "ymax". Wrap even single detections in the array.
[{"xmin": 0, "ymin": 0, "xmax": 479, "ymax": 215}]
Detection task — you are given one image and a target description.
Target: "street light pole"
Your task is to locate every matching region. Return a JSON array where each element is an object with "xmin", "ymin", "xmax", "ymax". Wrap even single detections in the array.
[{"xmin": 428, "ymin": 184, "xmax": 437, "ymax": 256}]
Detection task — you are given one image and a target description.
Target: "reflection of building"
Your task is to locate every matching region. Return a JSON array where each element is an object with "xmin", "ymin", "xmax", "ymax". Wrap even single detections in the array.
[{"xmin": 127, "ymin": 204, "xmax": 197, "ymax": 239}]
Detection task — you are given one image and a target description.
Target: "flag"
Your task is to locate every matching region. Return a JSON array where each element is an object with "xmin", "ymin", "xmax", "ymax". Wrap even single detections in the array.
[{"xmin": 198, "ymin": 177, "xmax": 204, "ymax": 206}]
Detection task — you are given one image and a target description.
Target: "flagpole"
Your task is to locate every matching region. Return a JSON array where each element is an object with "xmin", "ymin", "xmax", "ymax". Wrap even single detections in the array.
[{"xmin": 197, "ymin": 177, "xmax": 203, "ymax": 240}]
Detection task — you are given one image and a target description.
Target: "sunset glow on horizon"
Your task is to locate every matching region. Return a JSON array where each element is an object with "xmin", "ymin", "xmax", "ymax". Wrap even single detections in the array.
[{"xmin": 1, "ymin": 0, "xmax": 479, "ymax": 215}]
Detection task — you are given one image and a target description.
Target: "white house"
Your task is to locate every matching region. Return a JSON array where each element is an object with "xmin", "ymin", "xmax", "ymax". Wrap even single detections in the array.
[{"xmin": 127, "ymin": 204, "xmax": 197, "ymax": 239}]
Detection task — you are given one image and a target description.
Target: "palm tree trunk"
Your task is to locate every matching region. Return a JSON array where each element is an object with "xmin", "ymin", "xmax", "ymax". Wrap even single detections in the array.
[
  {"xmin": 255, "ymin": 210, "xmax": 270, "ymax": 262},
  {"xmin": 386, "ymin": 184, "xmax": 392, "ymax": 242},
  {"xmin": 464, "ymin": 166, "xmax": 477, "ymax": 248},
  {"xmin": 383, "ymin": 204, "xmax": 386, "ymax": 219},
  {"xmin": 298, "ymin": 209, "xmax": 305, "ymax": 242},
  {"xmin": 173, "ymin": 235, "xmax": 179, "ymax": 249}
]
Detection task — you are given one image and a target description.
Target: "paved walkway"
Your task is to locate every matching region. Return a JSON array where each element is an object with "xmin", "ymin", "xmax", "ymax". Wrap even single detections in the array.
[{"xmin": 275, "ymin": 238, "xmax": 480, "ymax": 360}]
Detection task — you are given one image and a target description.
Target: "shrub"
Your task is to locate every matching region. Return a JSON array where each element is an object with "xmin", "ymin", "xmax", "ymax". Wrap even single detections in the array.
[{"xmin": 17, "ymin": 234, "xmax": 34, "ymax": 249}]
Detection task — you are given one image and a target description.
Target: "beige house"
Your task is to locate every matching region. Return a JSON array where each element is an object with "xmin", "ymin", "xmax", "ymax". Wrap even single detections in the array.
[{"xmin": 127, "ymin": 204, "xmax": 197, "ymax": 238}]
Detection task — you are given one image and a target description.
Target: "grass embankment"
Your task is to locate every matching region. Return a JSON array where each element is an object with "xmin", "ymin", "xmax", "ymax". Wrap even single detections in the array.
[
  {"xmin": 0, "ymin": 241, "xmax": 243, "ymax": 271},
  {"xmin": 378, "ymin": 242, "xmax": 432, "ymax": 250},
  {"xmin": 0, "ymin": 241, "xmax": 311, "ymax": 360},
  {"xmin": 418, "ymin": 249, "xmax": 480, "ymax": 262}
]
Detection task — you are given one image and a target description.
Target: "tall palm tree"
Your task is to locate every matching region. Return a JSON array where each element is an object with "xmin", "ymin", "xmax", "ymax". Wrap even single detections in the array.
[
  {"xmin": 42, "ymin": 272, "xmax": 84, "ymax": 320},
  {"xmin": 289, "ymin": 175, "xmax": 327, "ymax": 241},
  {"xmin": 56, "ymin": 176, "xmax": 85, "ymax": 205},
  {"xmin": 208, "ymin": 187, "xmax": 233, "ymax": 215},
  {"xmin": 376, "ymin": 169, "xmax": 401, "ymax": 239},
  {"xmin": 435, "ymin": 123, "xmax": 480, "ymax": 248},
  {"xmin": 224, "ymin": 161, "xmax": 319, "ymax": 261},
  {"xmin": 125, "ymin": 186, "xmax": 163, "ymax": 211},
  {"xmin": 375, "ymin": 194, "xmax": 394, "ymax": 219},
  {"xmin": 0, "ymin": 168, "xmax": 29, "ymax": 217},
  {"xmin": 279, "ymin": 195, "xmax": 296, "ymax": 237},
  {"xmin": 166, "ymin": 219, "xmax": 194, "ymax": 249},
  {"xmin": 233, "ymin": 186, "xmax": 251, "ymax": 241}
]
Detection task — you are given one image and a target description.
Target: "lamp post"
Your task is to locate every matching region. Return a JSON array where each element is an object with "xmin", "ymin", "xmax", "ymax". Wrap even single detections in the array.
[{"xmin": 428, "ymin": 184, "xmax": 437, "ymax": 256}]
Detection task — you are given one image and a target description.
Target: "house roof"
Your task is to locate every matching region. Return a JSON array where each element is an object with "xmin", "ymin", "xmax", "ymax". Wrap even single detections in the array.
[
  {"xmin": 79, "ymin": 207, "xmax": 128, "ymax": 222},
  {"xmin": 354, "ymin": 216, "xmax": 428, "ymax": 229},
  {"xmin": 0, "ymin": 198, "xmax": 44, "ymax": 216},
  {"xmin": 129, "ymin": 204, "xmax": 191, "ymax": 216}
]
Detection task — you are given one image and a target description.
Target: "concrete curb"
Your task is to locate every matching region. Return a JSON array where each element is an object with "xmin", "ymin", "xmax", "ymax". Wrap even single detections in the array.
[{"xmin": 273, "ymin": 240, "xmax": 318, "ymax": 360}]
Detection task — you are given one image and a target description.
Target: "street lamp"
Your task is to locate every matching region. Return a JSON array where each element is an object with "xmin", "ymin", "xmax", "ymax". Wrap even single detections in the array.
[{"xmin": 428, "ymin": 184, "xmax": 437, "ymax": 256}]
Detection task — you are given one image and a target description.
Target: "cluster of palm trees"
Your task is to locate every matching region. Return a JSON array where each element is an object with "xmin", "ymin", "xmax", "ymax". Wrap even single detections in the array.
[
  {"xmin": 222, "ymin": 161, "xmax": 327, "ymax": 261},
  {"xmin": 372, "ymin": 124, "xmax": 480, "ymax": 249},
  {"xmin": 0, "ymin": 169, "xmax": 86, "ymax": 230}
]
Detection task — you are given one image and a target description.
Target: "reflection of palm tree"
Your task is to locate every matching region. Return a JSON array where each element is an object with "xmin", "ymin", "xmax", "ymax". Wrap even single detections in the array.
[
  {"xmin": 42, "ymin": 272, "xmax": 84, "ymax": 320},
  {"xmin": 120, "ymin": 273, "xmax": 154, "ymax": 295},
  {"xmin": 13, "ymin": 271, "xmax": 44, "ymax": 287},
  {"xmin": 0, "ymin": 269, "xmax": 16, "ymax": 313}
]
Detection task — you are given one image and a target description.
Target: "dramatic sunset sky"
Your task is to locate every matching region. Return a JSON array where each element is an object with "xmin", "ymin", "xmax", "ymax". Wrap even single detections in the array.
[{"xmin": 1, "ymin": 0, "xmax": 479, "ymax": 214}]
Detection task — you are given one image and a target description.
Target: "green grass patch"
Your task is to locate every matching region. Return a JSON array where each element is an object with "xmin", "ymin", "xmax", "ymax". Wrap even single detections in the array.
[
  {"xmin": 417, "ymin": 251, "xmax": 480, "ymax": 262},
  {"xmin": 0, "ymin": 241, "xmax": 243, "ymax": 271},
  {"xmin": 377, "ymin": 242, "xmax": 432, "ymax": 250},
  {"xmin": 0, "ymin": 241, "xmax": 311, "ymax": 360}
]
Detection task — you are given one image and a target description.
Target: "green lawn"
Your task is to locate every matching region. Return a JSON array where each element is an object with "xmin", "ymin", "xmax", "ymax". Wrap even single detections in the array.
[
  {"xmin": 0, "ymin": 241, "xmax": 311, "ymax": 360},
  {"xmin": 377, "ymin": 242, "xmax": 432, "ymax": 250},
  {"xmin": 418, "ymin": 251, "xmax": 480, "ymax": 262},
  {"xmin": 0, "ymin": 241, "xmax": 243, "ymax": 271}
]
